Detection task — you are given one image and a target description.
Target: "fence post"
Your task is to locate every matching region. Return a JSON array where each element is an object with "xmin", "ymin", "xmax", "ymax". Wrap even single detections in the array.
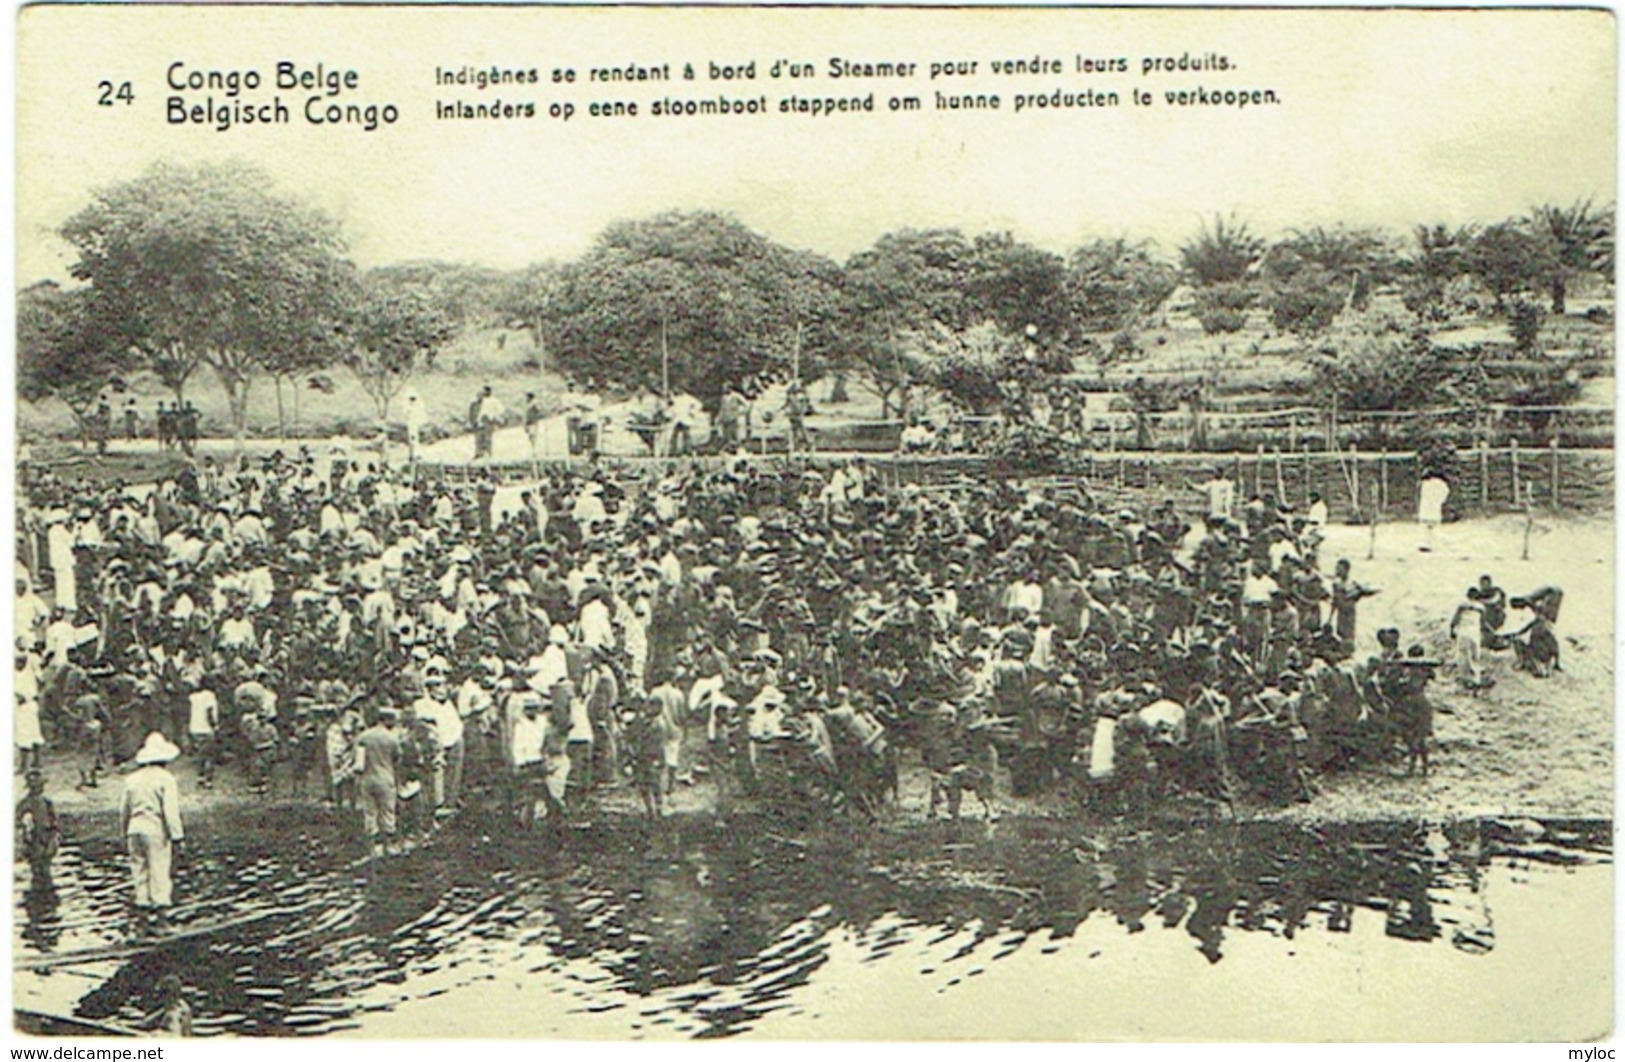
[
  {"xmin": 1550, "ymin": 437, "xmax": 1560, "ymax": 507},
  {"xmin": 1275, "ymin": 448, "xmax": 1287, "ymax": 504},
  {"xmin": 1349, "ymin": 443, "xmax": 1360, "ymax": 515},
  {"xmin": 1479, "ymin": 433, "xmax": 1489, "ymax": 508},
  {"xmin": 1255, "ymin": 443, "xmax": 1265, "ymax": 496},
  {"xmin": 1511, "ymin": 438, "xmax": 1521, "ymax": 506},
  {"xmin": 1379, "ymin": 441, "xmax": 1389, "ymax": 513}
]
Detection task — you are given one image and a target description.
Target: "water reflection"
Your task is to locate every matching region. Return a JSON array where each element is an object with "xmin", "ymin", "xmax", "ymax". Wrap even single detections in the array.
[{"xmin": 13, "ymin": 811, "xmax": 1611, "ymax": 1038}]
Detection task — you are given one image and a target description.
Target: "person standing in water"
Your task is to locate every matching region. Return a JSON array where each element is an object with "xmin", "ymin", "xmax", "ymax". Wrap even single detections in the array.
[
  {"xmin": 16, "ymin": 769, "xmax": 60, "ymax": 895},
  {"xmin": 121, "ymin": 731, "xmax": 185, "ymax": 933}
]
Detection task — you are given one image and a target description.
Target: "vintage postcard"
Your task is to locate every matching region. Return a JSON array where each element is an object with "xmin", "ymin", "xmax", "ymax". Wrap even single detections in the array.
[{"xmin": 10, "ymin": 4, "xmax": 1615, "ymax": 1043}]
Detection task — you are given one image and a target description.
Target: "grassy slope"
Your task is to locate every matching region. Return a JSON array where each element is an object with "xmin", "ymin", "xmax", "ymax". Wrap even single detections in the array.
[{"xmin": 20, "ymin": 328, "xmax": 566, "ymax": 444}]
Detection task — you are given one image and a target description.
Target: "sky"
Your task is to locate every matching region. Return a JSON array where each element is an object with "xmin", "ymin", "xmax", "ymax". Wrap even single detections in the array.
[{"xmin": 15, "ymin": 5, "xmax": 1617, "ymax": 283}]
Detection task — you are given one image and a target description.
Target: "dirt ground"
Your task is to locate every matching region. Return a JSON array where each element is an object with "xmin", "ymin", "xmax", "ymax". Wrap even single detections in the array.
[
  {"xmin": 1280, "ymin": 512, "xmax": 1615, "ymax": 822},
  {"xmin": 26, "ymin": 513, "xmax": 1614, "ymax": 834}
]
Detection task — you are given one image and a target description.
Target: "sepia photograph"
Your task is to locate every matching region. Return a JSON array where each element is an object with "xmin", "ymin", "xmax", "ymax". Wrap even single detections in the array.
[{"xmin": 9, "ymin": 3, "xmax": 1617, "ymax": 1042}]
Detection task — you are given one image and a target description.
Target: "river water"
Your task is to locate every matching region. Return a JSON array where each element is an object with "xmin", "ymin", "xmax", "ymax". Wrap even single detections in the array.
[{"xmin": 12, "ymin": 810, "xmax": 1612, "ymax": 1040}]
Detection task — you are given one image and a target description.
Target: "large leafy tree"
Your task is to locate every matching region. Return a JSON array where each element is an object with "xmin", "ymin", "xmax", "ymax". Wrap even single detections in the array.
[
  {"xmin": 964, "ymin": 232, "xmax": 1073, "ymax": 350},
  {"xmin": 1308, "ymin": 331, "xmax": 1459, "ymax": 413},
  {"xmin": 1464, "ymin": 221, "xmax": 1557, "ymax": 314},
  {"xmin": 368, "ymin": 260, "xmax": 510, "ymax": 331},
  {"xmin": 842, "ymin": 228, "xmax": 975, "ymax": 417},
  {"xmin": 1528, "ymin": 199, "xmax": 1612, "ymax": 314},
  {"xmin": 914, "ymin": 319, "xmax": 1024, "ymax": 416},
  {"xmin": 342, "ymin": 273, "xmax": 457, "ymax": 420},
  {"xmin": 18, "ymin": 281, "xmax": 133, "ymax": 442},
  {"xmin": 263, "ymin": 284, "xmax": 356, "ymax": 438},
  {"xmin": 1399, "ymin": 223, "xmax": 1479, "ymax": 320},
  {"xmin": 547, "ymin": 211, "xmax": 842, "ymax": 410},
  {"xmin": 1261, "ymin": 225, "xmax": 1400, "ymax": 287},
  {"xmin": 59, "ymin": 160, "xmax": 353, "ymax": 448},
  {"xmin": 1066, "ymin": 238, "xmax": 1178, "ymax": 332},
  {"xmin": 495, "ymin": 260, "xmax": 564, "ymax": 359}
]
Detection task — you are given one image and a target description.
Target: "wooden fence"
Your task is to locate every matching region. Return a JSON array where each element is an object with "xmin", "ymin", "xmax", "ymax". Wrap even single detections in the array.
[
  {"xmin": 1018, "ymin": 444, "xmax": 1614, "ymax": 523},
  {"xmin": 424, "ymin": 443, "xmax": 1613, "ymax": 521},
  {"xmin": 962, "ymin": 403, "xmax": 1615, "ymax": 454}
]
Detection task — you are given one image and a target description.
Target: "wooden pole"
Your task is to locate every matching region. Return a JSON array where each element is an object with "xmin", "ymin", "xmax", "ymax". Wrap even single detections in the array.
[
  {"xmin": 1549, "ymin": 437, "xmax": 1560, "ymax": 507},
  {"xmin": 1275, "ymin": 449, "xmax": 1287, "ymax": 504},
  {"xmin": 1479, "ymin": 431, "xmax": 1489, "ymax": 508},
  {"xmin": 1523, "ymin": 487, "xmax": 1534, "ymax": 560},
  {"xmin": 661, "ymin": 316, "xmax": 670, "ymax": 401},
  {"xmin": 1367, "ymin": 480, "xmax": 1379, "ymax": 560},
  {"xmin": 1379, "ymin": 442, "xmax": 1389, "ymax": 513},
  {"xmin": 1255, "ymin": 443, "xmax": 1265, "ymax": 496},
  {"xmin": 1511, "ymin": 438, "xmax": 1521, "ymax": 506},
  {"xmin": 1350, "ymin": 444, "xmax": 1360, "ymax": 515}
]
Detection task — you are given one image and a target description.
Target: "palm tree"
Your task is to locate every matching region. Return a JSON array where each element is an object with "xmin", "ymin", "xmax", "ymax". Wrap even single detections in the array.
[
  {"xmin": 1529, "ymin": 199, "xmax": 1610, "ymax": 315},
  {"xmin": 1179, "ymin": 215, "xmax": 1264, "ymax": 287}
]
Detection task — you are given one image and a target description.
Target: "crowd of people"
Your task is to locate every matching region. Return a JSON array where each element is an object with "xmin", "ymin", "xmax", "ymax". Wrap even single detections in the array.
[{"xmin": 15, "ymin": 443, "xmax": 1567, "ymax": 875}]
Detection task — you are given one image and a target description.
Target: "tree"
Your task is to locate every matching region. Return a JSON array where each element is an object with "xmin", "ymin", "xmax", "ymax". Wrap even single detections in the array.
[
  {"xmin": 547, "ymin": 212, "xmax": 841, "ymax": 411},
  {"xmin": 59, "ymin": 160, "xmax": 353, "ymax": 449},
  {"xmin": 842, "ymin": 229, "xmax": 976, "ymax": 417},
  {"xmin": 1464, "ymin": 221, "xmax": 1556, "ymax": 314},
  {"xmin": 368, "ymin": 260, "xmax": 511, "ymax": 331},
  {"xmin": 1179, "ymin": 215, "xmax": 1263, "ymax": 287},
  {"xmin": 1262, "ymin": 225, "xmax": 1400, "ymax": 288},
  {"xmin": 1308, "ymin": 331, "xmax": 1458, "ymax": 413},
  {"xmin": 914, "ymin": 320, "xmax": 1023, "ymax": 416},
  {"xmin": 1401, "ymin": 223, "xmax": 1478, "ymax": 319},
  {"xmin": 496, "ymin": 260, "xmax": 564, "ymax": 361},
  {"xmin": 264, "ymin": 293, "xmax": 355, "ymax": 438},
  {"xmin": 18, "ymin": 281, "xmax": 132, "ymax": 441},
  {"xmin": 1409, "ymin": 223, "xmax": 1478, "ymax": 283},
  {"xmin": 964, "ymin": 232, "xmax": 1074, "ymax": 352},
  {"xmin": 342, "ymin": 274, "xmax": 457, "ymax": 421},
  {"xmin": 1261, "ymin": 225, "xmax": 1399, "ymax": 327},
  {"xmin": 1588, "ymin": 205, "xmax": 1616, "ymax": 277},
  {"xmin": 1529, "ymin": 199, "xmax": 1611, "ymax": 314},
  {"xmin": 1267, "ymin": 267, "xmax": 1345, "ymax": 335},
  {"xmin": 1065, "ymin": 238, "xmax": 1178, "ymax": 332}
]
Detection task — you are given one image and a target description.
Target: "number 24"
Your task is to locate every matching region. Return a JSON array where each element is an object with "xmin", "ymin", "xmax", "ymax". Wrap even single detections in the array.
[{"xmin": 97, "ymin": 81, "xmax": 134, "ymax": 106}]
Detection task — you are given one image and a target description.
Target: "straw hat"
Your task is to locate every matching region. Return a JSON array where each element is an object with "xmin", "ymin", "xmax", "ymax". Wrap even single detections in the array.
[{"xmin": 134, "ymin": 731, "xmax": 181, "ymax": 766}]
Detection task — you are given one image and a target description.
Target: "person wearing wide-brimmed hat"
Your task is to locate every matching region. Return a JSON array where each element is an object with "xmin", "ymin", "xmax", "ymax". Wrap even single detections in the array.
[{"xmin": 121, "ymin": 731, "xmax": 185, "ymax": 929}]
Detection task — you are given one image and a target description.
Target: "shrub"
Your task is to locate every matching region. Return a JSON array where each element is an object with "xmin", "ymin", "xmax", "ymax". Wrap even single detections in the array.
[
  {"xmin": 1507, "ymin": 298, "xmax": 1546, "ymax": 355},
  {"xmin": 1198, "ymin": 307, "xmax": 1248, "ymax": 334},
  {"xmin": 1268, "ymin": 271, "xmax": 1344, "ymax": 335},
  {"xmin": 1109, "ymin": 330, "xmax": 1141, "ymax": 363},
  {"xmin": 1400, "ymin": 277, "xmax": 1446, "ymax": 320},
  {"xmin": 1310, "ymin": 331, "xmax": 1454, "ymax": 412},
  {"xmin": 1411, "ymin": 434, "xmax": 1461, "ymax": 483},
  {"xmin": 1194, "ymin": 282, "xmax": 1256, "ymax": 335},
  {"xmin": 1199, "ymin": 282, "xmax": 1258, "ymax": 311}
]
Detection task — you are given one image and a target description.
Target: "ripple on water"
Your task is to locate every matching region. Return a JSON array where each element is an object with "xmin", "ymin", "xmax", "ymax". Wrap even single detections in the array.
[{"xmin": 13, "ymin": 813, "xmax": 1610, "ymax": 1038}]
